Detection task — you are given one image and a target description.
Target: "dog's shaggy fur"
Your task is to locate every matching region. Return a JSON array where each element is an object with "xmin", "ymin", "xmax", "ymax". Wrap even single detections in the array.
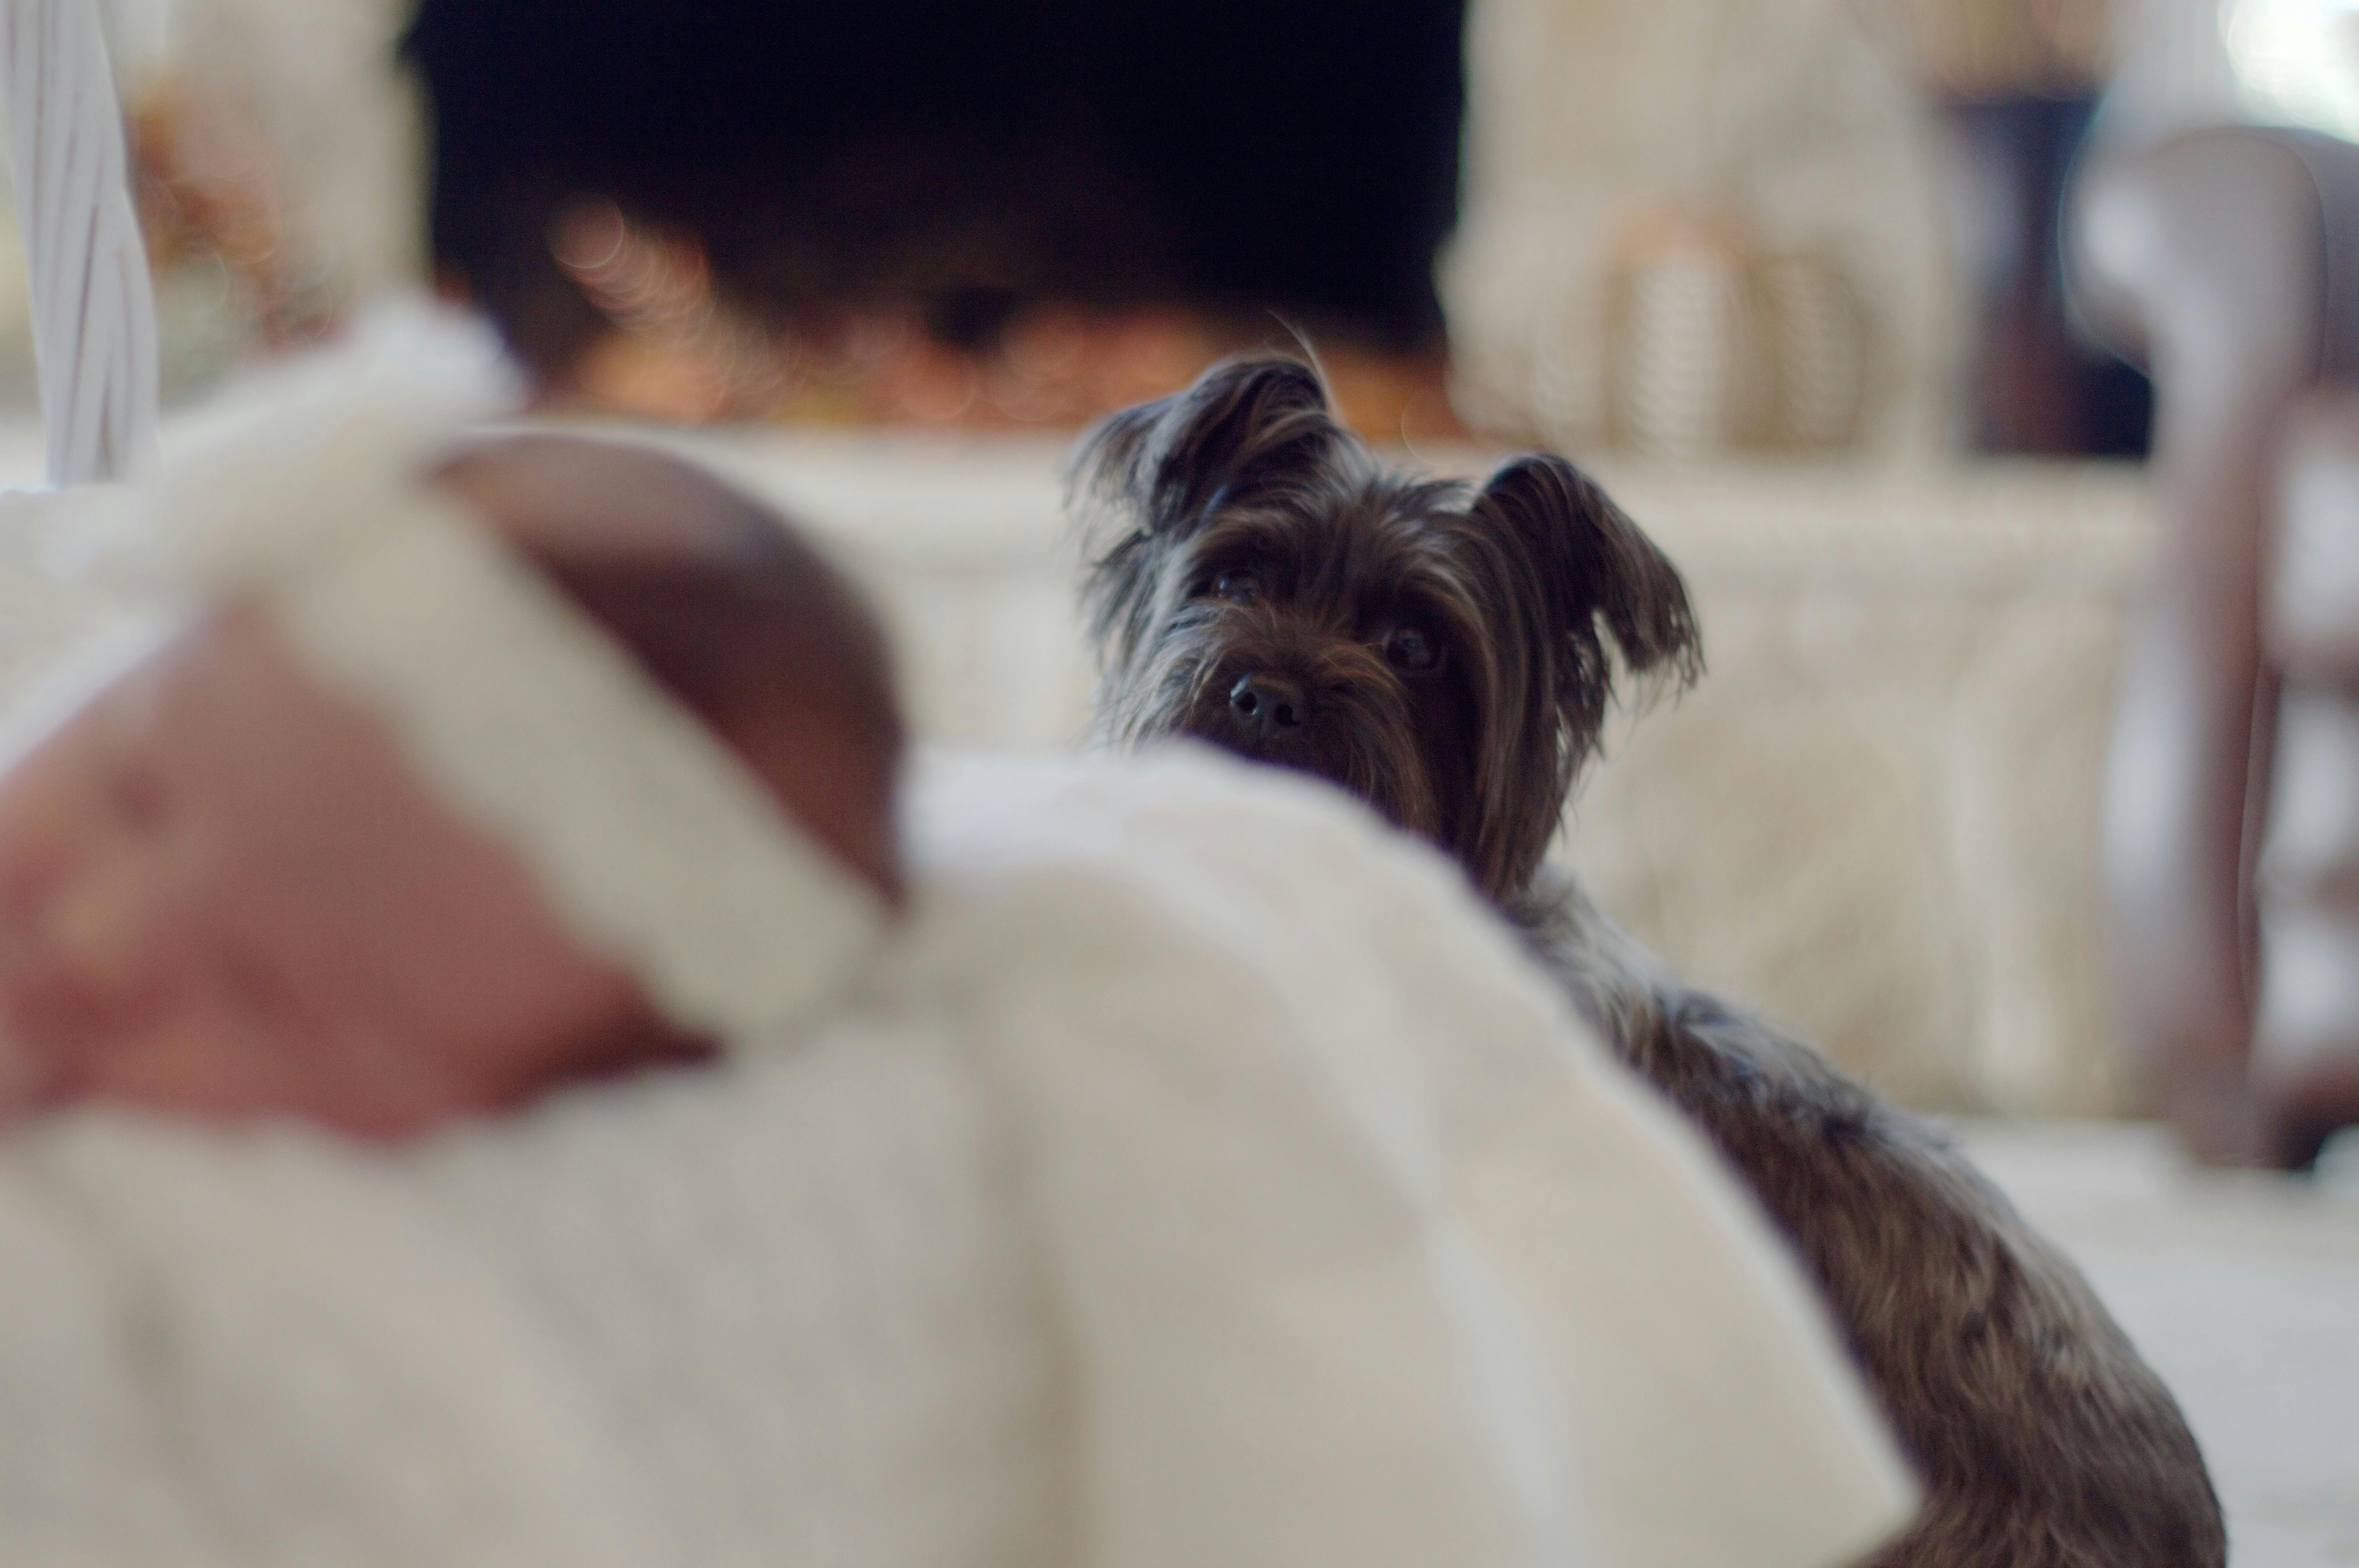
[{"xmin": 1072, "ymin": 356, "xmax": 2226, "ymax": 1568}]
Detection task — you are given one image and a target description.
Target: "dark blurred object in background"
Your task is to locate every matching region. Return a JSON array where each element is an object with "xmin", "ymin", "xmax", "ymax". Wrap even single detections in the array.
[
  {"xmin": 1855, "ymin": 0, "xmax": 2152, "ymax": 456},
  {"xmin": 402, "ymin": 0, "xmax": 1465, "ymax": 415},
  {"xmin": 1944, "ymin": 95, "xmax": 2152, "ymax": 456}
]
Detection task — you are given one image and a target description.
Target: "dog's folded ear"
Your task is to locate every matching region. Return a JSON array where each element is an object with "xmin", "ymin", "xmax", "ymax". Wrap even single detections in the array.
[
  {"xmin": 1067, "ymin": 356, "xmax": 1340, "ymax": 544},
  {"xmin": 1071, "ymin": 356, "xmax": 1346, "ymax": 673},
  {"xmin": 1475, "ymin": 454, "xmax": 1703, "ymax": 745}
]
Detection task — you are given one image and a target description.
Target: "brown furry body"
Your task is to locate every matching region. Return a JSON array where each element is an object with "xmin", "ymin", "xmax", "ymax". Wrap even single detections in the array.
[
  {"xmin": 1526, "ymin": 877, "xmax": 2221, "ymax": 1567},
  {"xmin": 1072, "ymin": 355, "xmax": 2225, "ymax": 1568}
]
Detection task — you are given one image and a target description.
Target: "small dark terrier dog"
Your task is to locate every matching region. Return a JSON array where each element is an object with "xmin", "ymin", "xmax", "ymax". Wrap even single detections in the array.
[{"xmin": 1072, "ymin": 356, "xmax": 2225, "ymax": 1568}]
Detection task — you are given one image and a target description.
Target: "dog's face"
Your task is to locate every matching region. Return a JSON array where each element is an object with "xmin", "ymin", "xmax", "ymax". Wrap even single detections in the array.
[{"xmin": 1072, "ymin": 357, "xmax": 1701, "ymax": 904}]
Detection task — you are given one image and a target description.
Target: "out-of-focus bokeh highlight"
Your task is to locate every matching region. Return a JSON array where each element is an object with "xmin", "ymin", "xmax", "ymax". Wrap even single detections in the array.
[
  {"xmin": 0, "ymin": 0, "xmax": 2251, "ymax": 449},
  {"xmin": 0, "ymin": 0, "xmax": 2321, "ymax": 455}
]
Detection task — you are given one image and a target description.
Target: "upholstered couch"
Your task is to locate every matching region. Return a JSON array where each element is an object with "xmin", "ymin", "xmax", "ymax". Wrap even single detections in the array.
[
  {"xmin": 0, "ymin": 416, "xmax": 2152, "ymax": 1117},
  {"xmin": 680, "ymin": 432, "xmax": 2154, "ymax": 1117}
]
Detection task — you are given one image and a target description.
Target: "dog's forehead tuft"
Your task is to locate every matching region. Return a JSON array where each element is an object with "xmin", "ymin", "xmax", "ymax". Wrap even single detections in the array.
[
  {"xmin": 1292, "ymin": 471, "xmax": 1468, "ymax": 550},
  {"xmin": 1235, "ymin": 473, "xmax": 1474, "ymax": 580},
  {"xmin": 1363, "ymin": 479, "xmax": 1496, "ymax": 572}
]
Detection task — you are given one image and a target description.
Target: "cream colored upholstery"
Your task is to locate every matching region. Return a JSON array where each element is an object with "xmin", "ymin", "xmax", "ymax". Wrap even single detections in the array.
[
  {"xmin": 687, "ymin": 432, "xmax": 2150, "ymax": 1116},
  {"xmin": 0, "ymin": 423, "xmax": 2150, "ymax": 1115}
]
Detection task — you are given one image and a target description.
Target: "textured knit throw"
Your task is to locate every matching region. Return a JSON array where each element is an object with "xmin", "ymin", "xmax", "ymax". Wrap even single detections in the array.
[{"xmin": 0, "ymin": 746, "xmax": 1916, "ymax": 1568}]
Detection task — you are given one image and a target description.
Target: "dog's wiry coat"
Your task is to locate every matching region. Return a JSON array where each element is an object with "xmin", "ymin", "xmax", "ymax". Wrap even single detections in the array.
[{"xmin": 1072, "ymin": 356, "xmax": 2226, "ymax": 1568}]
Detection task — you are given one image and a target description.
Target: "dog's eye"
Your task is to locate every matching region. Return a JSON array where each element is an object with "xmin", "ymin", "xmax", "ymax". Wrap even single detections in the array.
[
  {"xmin": 1386, "ymin": 624, "xmax": 1440, "ymax": 673},
  {"xmin": 1211, "ymin": 568, "xmax": 1263, "ymax": 604}
]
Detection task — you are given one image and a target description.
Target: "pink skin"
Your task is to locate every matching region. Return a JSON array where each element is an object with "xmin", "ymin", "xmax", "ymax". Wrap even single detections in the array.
[{"xmin": 0, "ymin": 604, "xmax": 675, "ymax": 1139}]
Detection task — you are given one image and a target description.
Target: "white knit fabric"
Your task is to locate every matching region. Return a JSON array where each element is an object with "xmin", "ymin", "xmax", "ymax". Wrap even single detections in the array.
[
  {"xmin": 0, "ymin": 745, "xmax": 1917, "ymax": 1568},
  {"xmin": 417, "ymin": 1022, "xmax": 1060, "ymax": 1568},
  {"xmin": 899, "ymin": 746, "xmax": 1918, "ymax": 1568},
  {"xmin": 0, "ymin": 1116, "xmax": 667, "ymax": 1568}
]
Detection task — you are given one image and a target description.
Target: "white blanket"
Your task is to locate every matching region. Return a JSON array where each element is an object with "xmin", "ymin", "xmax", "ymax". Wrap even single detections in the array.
[{"xmin": 0, "ymin": 744, "xmax": 1915, "ymax": 1568}]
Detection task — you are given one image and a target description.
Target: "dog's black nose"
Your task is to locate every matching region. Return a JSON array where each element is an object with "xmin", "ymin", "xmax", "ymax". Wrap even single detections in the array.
[{"xmin": 1229, "ymin": 673, "xmax": 1311, "ymax": 739}]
